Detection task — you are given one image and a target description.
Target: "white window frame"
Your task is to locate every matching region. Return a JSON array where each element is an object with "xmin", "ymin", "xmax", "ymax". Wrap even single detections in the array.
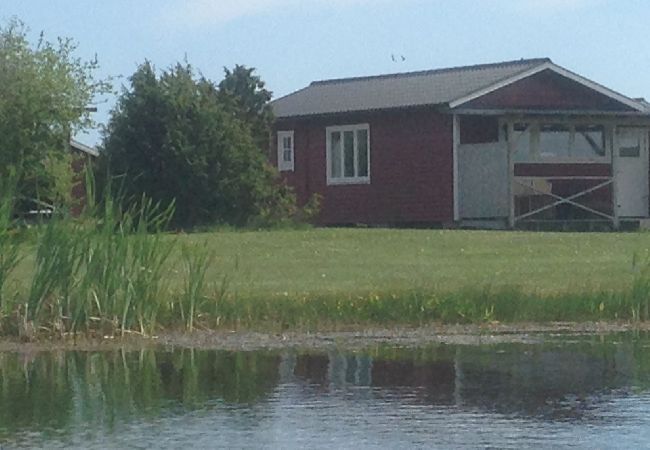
[
  {"xmin": 507, "ymin": 120, "xmax": 610, "ymax": 164},
  {"xmin": 277, "ymin": 130, "xmax": 294, "ymax": 172},
  {"xmin": 326, "ymin": 124, "xmax": 371, "ymax": 185}
]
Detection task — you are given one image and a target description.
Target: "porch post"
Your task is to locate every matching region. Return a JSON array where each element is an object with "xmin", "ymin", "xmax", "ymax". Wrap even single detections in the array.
[
  {"xmin": 507, "ymin": 120, "xmax": 516, "ymax": 228},
  {"xmin": 453, "ymin": 114, "xmax": 460, "ymax": 223},
  {"xmin": 612, "ymin": 125, "xmax": 620, "ymax": 230}
]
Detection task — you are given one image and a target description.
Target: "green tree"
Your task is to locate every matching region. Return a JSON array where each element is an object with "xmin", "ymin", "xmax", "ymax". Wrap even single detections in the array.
[
  {"xmin": 0, "ymin": 19, "xmax": 110, "ymax": 211},
  {"xmin": 218, "ymin": 65, "xmax": 274, "ymax": 153},
  {"xmin": 100, "ymin": 62, "xmax": 294, "ymax": 227}
]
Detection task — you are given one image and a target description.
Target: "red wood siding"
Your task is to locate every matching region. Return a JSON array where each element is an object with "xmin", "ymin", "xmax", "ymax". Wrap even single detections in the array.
[
  {"xmin": 464, "ymin": 70, "xmax": 635, "ymax": 112},
  {"xmin": 274, "ymin": 109, "xmax": 453, "ymax": 225},
  {"xmin": 70, "ymin": 150, "xmax": 94, "ymax": 216}
]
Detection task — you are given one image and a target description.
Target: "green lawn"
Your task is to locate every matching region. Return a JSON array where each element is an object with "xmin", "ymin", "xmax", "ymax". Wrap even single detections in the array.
[
  {"xmin": 174, "ymin": 228, "xmax": 650, "ymax": 297},
  {"xmin": 10, "ymin": 227, "xmax": 650, "ymax": 332}
]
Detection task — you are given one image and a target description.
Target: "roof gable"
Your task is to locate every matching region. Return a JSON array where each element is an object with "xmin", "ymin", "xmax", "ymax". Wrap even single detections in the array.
[
  {"xmin": 449, "ymin": 62, "xmax": 645, "ymax": 112},
  {"xmin": 458, "ymin": 69, "xmax": 637, "ymax": 112}
]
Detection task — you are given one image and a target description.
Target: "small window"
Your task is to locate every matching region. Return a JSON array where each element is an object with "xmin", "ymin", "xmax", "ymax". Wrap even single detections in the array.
[
  {"xmin": 277, "ymin": 131, "xmax": 294, "ymax": 172},
  {"xmin": 620, "ymin": 146, "xmax": 640, "ymax": 157},
  {"xmin": 326, "ymin": 124, "xmax": 370, "ymax": 185}
]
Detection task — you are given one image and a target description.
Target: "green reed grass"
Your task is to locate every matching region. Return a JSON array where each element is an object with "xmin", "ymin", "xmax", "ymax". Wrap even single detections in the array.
[
  {"xmin": 0, "ymin": 172, "xmax": 218, "ymax": 339},
  {"xmin": 178, "ymin": 243, "xmax": 214, "ymax": 332},
  {"xmin": 0, "ymin": 178, "xmax": 20, "ymax": 309},
  {"xmin": 180, "ymin": 279, "xmax": 650, "ymax": 332}
]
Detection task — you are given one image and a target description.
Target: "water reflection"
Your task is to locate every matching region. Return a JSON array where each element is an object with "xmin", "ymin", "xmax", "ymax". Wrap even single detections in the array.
[
  {"xmin": 0, "ymin": 334, "xmax": 650, "ymax": 447},
  {"xmin": 0, "ymin": 350, "xmax": 281, "ymax": 439}
]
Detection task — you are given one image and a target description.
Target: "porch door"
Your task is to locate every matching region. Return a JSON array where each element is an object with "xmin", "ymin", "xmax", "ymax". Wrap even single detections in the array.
[{"xmin": 615, "ymin": 127, "xmax": 649, "ymax": 217}]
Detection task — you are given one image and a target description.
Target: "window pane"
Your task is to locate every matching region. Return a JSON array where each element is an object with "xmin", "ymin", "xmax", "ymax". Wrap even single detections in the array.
[
  {"xmin": 344, "ymin": 131, "xmax": 355, "ymax": 177},
  {"xmin": 283, "ymin": 149, "xmax": 292, "ymax": 162},
  {"xmin": 356, "ymin": 129, "xmax": 368, "ymax": 177},
  {"xmin": 539, "ymin": 124, "xmax": 570, "ymax": 159},
  {"xmin": 574, "ymin": 125, "xmax": 605, "ymax": 158},
  {"xmin": 620, "ymin": 145, "xmax": 640, "ymax": 157},
  {"xmin": 513, "ymin": 123, "xmax": 532, "ymax": 162},
  {"xmin": 330, "ymin": 132, "xmax": 342, "ymax": 178},
  {"xmin": 284, "ymin": 136, "xmax": 292, "ymax": 150}
]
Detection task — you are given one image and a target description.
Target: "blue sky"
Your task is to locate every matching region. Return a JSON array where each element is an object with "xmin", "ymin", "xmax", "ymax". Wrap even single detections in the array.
[{"xmin": 2, "ymin": 0, "xmax": 650, "ymax": 145}]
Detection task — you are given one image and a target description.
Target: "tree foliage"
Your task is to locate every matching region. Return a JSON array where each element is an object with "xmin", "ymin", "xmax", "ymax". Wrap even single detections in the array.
[
  {"xmin": 218, "ymin": 65, "xmax": 274, "ymax": 153},
  {"xmin": 100, "ymin": 62, "xmax": 294, "ymax": 227},
  {"xmin": 0, "ymin": 19, "xmax": 110, "ymax": 210}
]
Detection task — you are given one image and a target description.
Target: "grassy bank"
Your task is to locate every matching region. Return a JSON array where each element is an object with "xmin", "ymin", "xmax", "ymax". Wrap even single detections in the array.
[
  {"xmin": 173, "ymin": 228, "xmax": 649, "ymax": 295},
  {"xmin": 5, "ymin": 213, "xmax": 650, "ymax": 336}
]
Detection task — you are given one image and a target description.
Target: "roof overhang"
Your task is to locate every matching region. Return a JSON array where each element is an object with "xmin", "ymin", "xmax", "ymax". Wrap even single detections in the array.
[{"xmin": 448, "ymin": 62, "xmax": 649, "ymax": 113}]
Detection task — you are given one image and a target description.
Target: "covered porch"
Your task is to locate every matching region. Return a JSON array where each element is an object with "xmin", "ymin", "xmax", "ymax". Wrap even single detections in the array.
[{"xmin": 453, "ymin": 114, "xmax": 650, "ymax": 230}]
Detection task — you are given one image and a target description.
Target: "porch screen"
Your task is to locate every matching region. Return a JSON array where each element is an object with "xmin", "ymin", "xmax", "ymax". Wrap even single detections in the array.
[{"xmin": 513, "ymin": 123, "xmax": 606, "ymax": 162}]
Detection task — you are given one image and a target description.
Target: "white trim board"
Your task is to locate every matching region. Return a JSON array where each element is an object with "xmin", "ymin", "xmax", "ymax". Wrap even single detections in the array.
[
  {"xmin": 449, "ymin": 62, "xmax": 647, "ymax": 113},
  {"xmin": 452, "ymin": 114, "xmax": 460, "ymax": 221}
]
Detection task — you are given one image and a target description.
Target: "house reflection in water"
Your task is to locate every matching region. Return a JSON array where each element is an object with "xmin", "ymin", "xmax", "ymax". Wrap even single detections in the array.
[{"xmin": 279, "ymin": 339, "xmax": 644, "ymax": 420}]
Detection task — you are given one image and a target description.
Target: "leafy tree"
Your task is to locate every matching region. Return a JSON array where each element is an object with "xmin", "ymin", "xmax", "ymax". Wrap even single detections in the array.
[
  {"xmin": 100, "ymin": 62, "xmax": 294, "ymax": 227},
  {"xmin": 0, "ymin": 19, "xmax": 110, "ymax": 211},
  {"xmin": 218, "ymin": 65, "xmax": 274, "ymax": 153}
]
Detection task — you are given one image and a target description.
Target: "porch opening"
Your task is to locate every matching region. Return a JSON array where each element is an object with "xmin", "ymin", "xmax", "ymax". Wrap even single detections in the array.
[{"xmin": 455, "ymin": 114, "xmax": 650, "ymax": 229}]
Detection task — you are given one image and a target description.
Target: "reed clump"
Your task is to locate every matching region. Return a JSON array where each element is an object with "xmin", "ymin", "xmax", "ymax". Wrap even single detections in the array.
[{"xmin": 0, "ymin": 175, "xmax": 221, "ymax": 339}]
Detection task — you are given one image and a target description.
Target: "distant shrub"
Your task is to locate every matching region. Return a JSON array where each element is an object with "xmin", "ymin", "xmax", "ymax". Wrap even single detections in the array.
[{"xmin": 99, "ymin": 61, "xmax": 297, "ymax": 229}]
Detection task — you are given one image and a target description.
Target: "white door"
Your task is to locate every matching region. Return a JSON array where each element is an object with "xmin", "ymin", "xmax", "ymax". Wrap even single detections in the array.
[
  {"xmin": 615, "ymin": 127, "xmax": 649, "ymax": 217},
  {"xmin": 458, "ymin": 142, "xmax": 509, "ymax": 218}
]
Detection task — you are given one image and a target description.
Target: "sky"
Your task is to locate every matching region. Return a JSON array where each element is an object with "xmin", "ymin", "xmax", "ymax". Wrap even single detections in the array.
[{"xmin": 2, "ymin": 0, "xmax": 650, "ymax": 146}]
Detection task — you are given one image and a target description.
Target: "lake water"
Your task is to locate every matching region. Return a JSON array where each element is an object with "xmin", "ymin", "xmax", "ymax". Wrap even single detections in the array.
[{"xmin": 2, "ymin": 333, "xmax": 650, "ymax": 449}]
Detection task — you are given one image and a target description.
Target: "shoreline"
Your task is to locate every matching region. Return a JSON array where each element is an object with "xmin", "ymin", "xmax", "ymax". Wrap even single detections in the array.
[{"xmin": 1, "ymin": 321, "xmax": 649, "ymax": 354}]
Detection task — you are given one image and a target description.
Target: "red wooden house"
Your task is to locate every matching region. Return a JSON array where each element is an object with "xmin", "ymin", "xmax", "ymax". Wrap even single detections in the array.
[{"xmin": 271, "ymin": 58, "xmax": 650, "ymax": 229}]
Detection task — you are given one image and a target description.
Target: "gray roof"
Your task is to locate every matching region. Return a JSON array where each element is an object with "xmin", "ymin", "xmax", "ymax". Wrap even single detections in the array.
[
  {"xmin": 70, "ymin": 139, "xmax": 99, "ymax": 157},
  {"xmin": 272, "ymin": 58, "xmax": 551, "ymax": 118}
]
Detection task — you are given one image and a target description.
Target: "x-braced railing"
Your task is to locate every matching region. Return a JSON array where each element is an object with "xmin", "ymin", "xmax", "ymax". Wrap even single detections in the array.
[{"xmin": 514, "ymin": 176, "xmax": 614, "ymax": 222}]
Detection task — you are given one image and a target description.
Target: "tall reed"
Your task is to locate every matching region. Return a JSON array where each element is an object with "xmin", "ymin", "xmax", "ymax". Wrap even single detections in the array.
[
  {"xmin": 628, "ymin": 252, "xmax": 650, "ymax": 321},
  {"xmin": 0, "ymin": 178, "xmax": 20, "ymax": 311},
  {"xmin": 178, "ymin": 242, "xmax": 214, "ymax": 331}
]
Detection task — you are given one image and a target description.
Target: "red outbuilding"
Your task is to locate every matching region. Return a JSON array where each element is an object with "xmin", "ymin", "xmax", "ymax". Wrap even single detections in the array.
[{"xmin": 271, "ymin": 58, "xmax": 650, "ymax": 229}]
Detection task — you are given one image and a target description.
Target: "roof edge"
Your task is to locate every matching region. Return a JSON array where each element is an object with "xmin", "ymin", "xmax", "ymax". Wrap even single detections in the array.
[{"xmin": 309, "ymin": 58, "xmax": 552, "ymax": 87}]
